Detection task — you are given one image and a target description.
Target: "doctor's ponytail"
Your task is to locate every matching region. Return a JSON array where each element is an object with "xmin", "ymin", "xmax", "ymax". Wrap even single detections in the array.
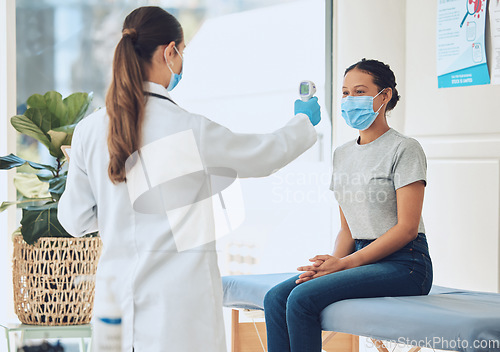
[{"xmin": 106, "ymin": 7, "xmax": 183, "ymax": 184}]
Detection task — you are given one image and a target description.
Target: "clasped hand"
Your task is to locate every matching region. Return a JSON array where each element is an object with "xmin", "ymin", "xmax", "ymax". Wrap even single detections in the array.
[{"xmin": 296, "ymin": 255, "xmax": 346, "ymax": 284}]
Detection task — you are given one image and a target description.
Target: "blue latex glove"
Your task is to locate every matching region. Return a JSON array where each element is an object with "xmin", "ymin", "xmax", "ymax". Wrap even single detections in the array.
[{"xmin": 294, "ymin": 96, "xmax": 321, "ymax": 126}]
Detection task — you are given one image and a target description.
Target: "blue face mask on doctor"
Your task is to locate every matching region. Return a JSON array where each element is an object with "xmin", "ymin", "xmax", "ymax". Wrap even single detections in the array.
[
  {"xmin": 341, "ymin": 88, "xmax": 386, "ymax": 131},
  {"xmin": 165, "ymin": 46, "xmax": 183, "ymax": 91}
]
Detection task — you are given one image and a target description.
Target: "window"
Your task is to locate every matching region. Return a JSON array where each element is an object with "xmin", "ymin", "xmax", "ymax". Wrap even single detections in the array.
[
  {"xmin": 171, "ymin": 1, "xmax": 334, "ymax": 274},
  {"xmin": 15, "ymin": 0, "xmax": 334, "ymax": 274}
]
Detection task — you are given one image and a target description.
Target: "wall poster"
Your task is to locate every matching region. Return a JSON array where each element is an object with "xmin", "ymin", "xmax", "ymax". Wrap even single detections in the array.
[
  {"xmin": 437, "ymin": 0, "xmax": 490, "ymax": 88},
  {"xmin": 490, "ymin": 0, "xmax": 500, "ymax": 84}
]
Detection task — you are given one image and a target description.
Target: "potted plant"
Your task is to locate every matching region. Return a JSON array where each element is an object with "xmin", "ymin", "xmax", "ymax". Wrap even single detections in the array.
[{"xmin": 0, "ymin": 91, "xmax": 102, "ymax": 325}]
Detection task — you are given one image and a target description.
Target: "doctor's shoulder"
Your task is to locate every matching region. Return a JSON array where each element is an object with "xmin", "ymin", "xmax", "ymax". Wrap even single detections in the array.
[
  {"xmin": 76, "ymin": 107, "xmax": 107, "ymax": 130},
  {"xmin": 186, "ymin": 112, "xmax": 233, "ymax": 133},
  {"xmin": 145, "ymin": 98, "xmax": 201, "ymax": 124},
  {"xmin": 71, "ymin": 108, "xmax": 108, "ymax": 144}
]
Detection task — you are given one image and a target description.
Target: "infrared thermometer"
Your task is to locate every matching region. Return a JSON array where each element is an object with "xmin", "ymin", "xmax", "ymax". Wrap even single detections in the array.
[{"xmin": 299, "ymin": 80, "xmax": 316, "ymax": 101}]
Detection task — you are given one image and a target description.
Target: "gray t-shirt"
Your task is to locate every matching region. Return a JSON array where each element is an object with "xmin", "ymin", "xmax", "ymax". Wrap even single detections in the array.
[{"xmin": 330, "ymin": 128, "xmax": 426, "ymax": 240}]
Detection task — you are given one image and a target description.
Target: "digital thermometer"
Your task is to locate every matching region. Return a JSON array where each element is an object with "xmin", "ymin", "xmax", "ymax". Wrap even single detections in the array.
[{"xmin": 299, "ymin": 80, "xmax": 316, "ymax": 101}]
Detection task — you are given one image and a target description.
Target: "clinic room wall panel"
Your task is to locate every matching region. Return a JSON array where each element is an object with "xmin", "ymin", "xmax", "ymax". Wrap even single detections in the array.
[
  {"xmin": 405, "ymin": 0, "xmax": 500, "ymax": 293},
  {"xmin": 423, "ymin": 159, "xmax": 500, "ymax": 293},
  {"xmin": 334, "ymin": 0, "xmax": 406, "ymax": 147}
]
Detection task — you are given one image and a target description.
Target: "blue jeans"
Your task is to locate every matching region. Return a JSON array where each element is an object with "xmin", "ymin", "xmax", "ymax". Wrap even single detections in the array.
[{"xmin": 263, "ymin": 233, "xmax": 433, "ymax": 352}]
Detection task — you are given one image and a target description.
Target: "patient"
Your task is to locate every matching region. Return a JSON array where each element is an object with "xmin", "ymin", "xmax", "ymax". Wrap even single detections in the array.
[{"xmin": 263, "ymin": 59, "xmax": 433, "ymax": 352}]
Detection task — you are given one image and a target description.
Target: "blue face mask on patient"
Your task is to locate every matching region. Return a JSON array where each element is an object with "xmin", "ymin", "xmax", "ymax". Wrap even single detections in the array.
[
  {"xmin": 341, "ymin": 89, "xmax": 386, "ymax": 131},
  {"xmin": 165, "ymin": 46, "xmax": 183, "ymax": 92}
]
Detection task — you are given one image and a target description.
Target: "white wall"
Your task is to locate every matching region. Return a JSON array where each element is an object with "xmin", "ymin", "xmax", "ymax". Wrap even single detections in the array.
[
  {"xmin": 406, "ymin": 0, "xmax": 500, "ymax": 293},
  {"xmin": 0, "ymin": 0, "xmax": 17, "ymax": 322},
  {"xmin": 333, "ymin": 0, "xmax": 500, "ymax": 293},
  {"xmin": 334, "ymin": 0, "xmax": 406, "ymax": 147}
]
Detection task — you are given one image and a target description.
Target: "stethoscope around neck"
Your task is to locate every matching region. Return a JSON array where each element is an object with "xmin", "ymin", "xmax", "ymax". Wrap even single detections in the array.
[{"xmin": 144, "ymin": 91, "xmax": 177, "ymax": 105}]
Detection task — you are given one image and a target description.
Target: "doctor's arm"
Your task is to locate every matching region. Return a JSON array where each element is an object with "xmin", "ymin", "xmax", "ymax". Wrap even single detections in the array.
[
  {"xmin": 200, "ymin": 114, "xmax": 317, "ymax": 178},
  {"xmin": 58, "ymin": 126, "xmax": 98, "ymax": 237}
]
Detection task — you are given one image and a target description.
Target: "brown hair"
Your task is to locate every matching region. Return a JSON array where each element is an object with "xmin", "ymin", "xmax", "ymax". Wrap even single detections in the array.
[{"xmin": 106, "ymin": 6, "xmax": 183, "ymax": 183}]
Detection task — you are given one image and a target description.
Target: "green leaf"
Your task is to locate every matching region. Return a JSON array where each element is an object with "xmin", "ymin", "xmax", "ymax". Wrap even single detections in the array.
[
  {"xmin": 18, "ymin": 197, "xmax": 53, "ymax": 209},
  {"xmin": 21, "ymin": 204, "xmax": 72, "ymax": 245},
  {"xmin": 47, "ymin": 129, "xmax": 69, "ymax": 154},
  {"xmin": 0, "ymin": 154, "xmax": 56, "ymax": 173},
  {"xmin": 36, "ymin": 174, "xmax": 54, "ymax": 182},
  {"xmin": 14, "ymin": 173, "xmax": 51, "ymax": 198},
  {"xmin": 37, "ymin": 170, "xmax": 66, "ymax": 182},
  {"xmin": 26, "ymin": 94, "xmax": 47, "ymax": 109},
  {"xmin": 64, "ymin": 92, "xmax": 93, "ymax": 125},
  {"xmin": 52, "ymin": 123, "xmax": 77, "ymax": 134},
  {"xmin": 13, "ymin": 91, "xmax": 93, "ymax": 159},
  {"xmin": 44, "ymin": 91, "xmax": 67, "ymax": 128},
  {"xmin": 1, "ymin": 201, "xmax": 18, "ymax": 212},
  {"xmin": 49, "ymin": 175, "xmax": 66, "ymax": 201},
  {"xmin": 10, "ymin": 113, "xmax": 63, "ymax": 158},
  {"xmin": 0, "ymin": 198, "xmax": 53, "ymax": 213},
  {"xmin": 26, "ymin": 106, "xmax": 54, "ymax": 136}
]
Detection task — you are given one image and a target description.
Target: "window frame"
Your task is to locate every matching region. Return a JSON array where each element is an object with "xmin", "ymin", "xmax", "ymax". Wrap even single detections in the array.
[{"xmin": 0, "ymin": 0, "xmax": 18, "ymax": 322}]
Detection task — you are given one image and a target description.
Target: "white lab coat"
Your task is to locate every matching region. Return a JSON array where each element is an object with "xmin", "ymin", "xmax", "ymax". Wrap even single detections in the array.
[{"xmin": 58, "ymin": 82, "xmax": 317, "ymax": 352}]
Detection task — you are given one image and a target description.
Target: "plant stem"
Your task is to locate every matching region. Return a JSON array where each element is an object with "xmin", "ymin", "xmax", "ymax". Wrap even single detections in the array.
[{"xmin": 56, "ymin": 158, "xmax": 61, "ymax": 177}]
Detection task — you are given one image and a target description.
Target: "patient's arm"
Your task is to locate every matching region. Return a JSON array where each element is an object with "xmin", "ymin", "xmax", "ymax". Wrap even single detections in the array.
[
  {"xmin": 305, "ymin": 207, "xmax": 354, "ymax": 266},
  {"xmin": 342, "ymin": 180, "xmax": 425, "ymax": 269},
  {"xmin": 295, "ymin": 207, "xmax": 354, "ymax": 284},
  {"xmin": 296, "ymin": 181, "xmax": 424, "ymax": 283},
  {"xmin": 306, "ymin": 207, "xmax": 354, "ymax": 266},
  {"xmin": 332, "ymin": 207, "xmax": 355, "ymax": 258}
]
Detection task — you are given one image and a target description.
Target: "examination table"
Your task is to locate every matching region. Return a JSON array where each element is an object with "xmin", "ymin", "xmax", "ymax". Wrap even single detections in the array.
[{"xmin": 222, "ymin": 273, "xmax": 500, "ymax": 352}]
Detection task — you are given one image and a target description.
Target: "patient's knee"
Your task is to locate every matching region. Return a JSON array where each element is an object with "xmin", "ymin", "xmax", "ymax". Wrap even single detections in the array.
[
  {"xmin": 264, "ymin": 285, "xmax": 285, "ymax": 311},
  {"xmin": 286, "ymin": 286, "xmax": 319, "ymax": 316}
]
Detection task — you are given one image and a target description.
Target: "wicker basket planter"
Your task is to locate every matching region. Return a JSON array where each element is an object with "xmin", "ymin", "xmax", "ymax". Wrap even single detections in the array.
[{"xmin": 12, "ymin": 236, "xmax": 102, "ymax": 325}]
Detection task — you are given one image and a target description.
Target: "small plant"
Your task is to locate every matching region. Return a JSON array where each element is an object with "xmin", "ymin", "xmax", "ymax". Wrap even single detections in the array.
[{"xmin": 0, "ymin": 91, "xmax": 93, "ymax": 244}]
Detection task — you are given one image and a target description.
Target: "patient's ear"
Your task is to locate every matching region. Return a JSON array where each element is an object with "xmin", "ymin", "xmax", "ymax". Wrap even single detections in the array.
[{"xmin": 383, "ymin": 87, "xmax": 393, "ymax": 104}]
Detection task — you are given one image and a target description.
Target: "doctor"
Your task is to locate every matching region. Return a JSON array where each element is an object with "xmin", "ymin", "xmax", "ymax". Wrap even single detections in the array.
[{"xmin": 58, "ymin": 6, "xmax": 320, "ymax": 352}]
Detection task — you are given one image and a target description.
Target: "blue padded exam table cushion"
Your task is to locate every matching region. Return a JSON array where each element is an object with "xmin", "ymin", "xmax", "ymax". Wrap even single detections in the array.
[{"xmin": 222, "ymin": 273, "xmax": 500, "ymax": 352}]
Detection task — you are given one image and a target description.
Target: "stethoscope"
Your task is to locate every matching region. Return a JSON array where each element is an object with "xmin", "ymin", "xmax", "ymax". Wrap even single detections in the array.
[{"xmin": 144, "ymin": 91, "xmax": 177, "ymax": 105}]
